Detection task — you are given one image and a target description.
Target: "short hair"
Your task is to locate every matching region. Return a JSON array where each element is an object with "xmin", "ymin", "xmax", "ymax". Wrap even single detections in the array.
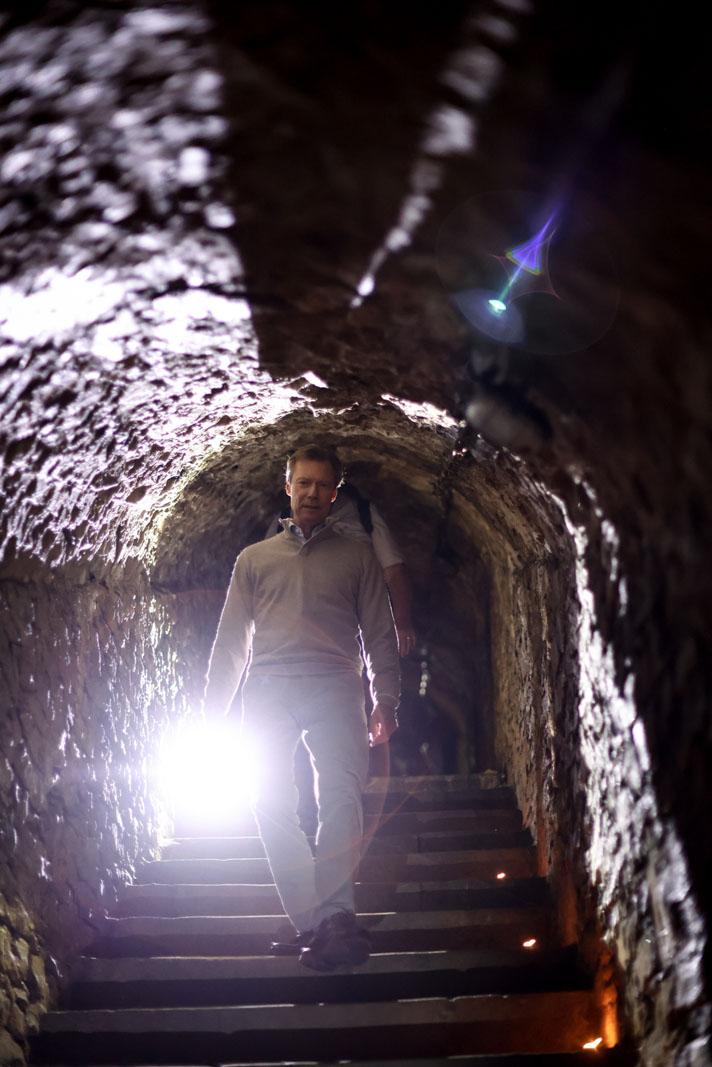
[{"xmin": 286, "ymin": 444, "xmax": 343, "ymax": 487}]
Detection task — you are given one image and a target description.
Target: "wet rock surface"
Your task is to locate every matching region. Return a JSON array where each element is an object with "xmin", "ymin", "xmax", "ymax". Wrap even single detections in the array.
[{"xmin": 1, "ymin": 2, "xmax": 710, "ymax": 1065}]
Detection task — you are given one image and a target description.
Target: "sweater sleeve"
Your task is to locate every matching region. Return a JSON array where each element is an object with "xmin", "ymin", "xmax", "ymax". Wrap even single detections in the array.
[
  {"xmin": 203, "ymin": 552, "xmax": 253, "ymax": 716},
  {"xmin": 357, "ymin": 547, "xmax": 401, "ymax": 708}
]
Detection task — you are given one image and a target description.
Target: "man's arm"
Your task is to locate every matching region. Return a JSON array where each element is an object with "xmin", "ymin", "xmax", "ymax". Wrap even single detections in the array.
[
  {"xmin": 356, "ymin": 548, "xmax": 401, "ymax": 745},
  {"xmin": 202, "ymin": 553, "xmax": 253, "ymax": 718}
]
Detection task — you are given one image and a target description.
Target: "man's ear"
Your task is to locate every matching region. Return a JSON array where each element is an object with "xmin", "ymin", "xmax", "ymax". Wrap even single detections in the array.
[{"xmin": 285, "ymin": 480, "xmax": 292, "ymax": 499}]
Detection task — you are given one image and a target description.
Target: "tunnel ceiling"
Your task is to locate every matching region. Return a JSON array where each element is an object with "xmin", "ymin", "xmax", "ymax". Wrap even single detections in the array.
[
  {"xmin": 0, "ymin": 0, "xmax": 708, "ymax": 708},
  {"xmin": 149, "ymin": 402, "xmax": 569, "ymax": 593},
  {"xmin": 0, "ymin": 0, "xmax": 608, "ymax": 581},
  {"xmin": 0, "ymin": 1, "xmax": 474, "ymax": 573}
]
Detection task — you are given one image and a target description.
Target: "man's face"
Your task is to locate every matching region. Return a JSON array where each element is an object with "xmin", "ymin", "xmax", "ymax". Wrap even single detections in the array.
[{"xmin": 285, "ymin": 459, "xmax": 338, "ymax": 530}]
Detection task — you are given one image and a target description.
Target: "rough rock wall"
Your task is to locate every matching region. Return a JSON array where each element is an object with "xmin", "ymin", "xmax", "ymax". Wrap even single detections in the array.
[
  {"xmin": 474, "ymin": 443, "xmax": 710, "ymax": 1065},
  {"xmin": 0, "ymin": 563, "xmax": 189, "ymax": 1061}
]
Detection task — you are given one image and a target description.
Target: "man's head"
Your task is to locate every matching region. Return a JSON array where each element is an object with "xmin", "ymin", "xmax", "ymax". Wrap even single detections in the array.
[{"xmin": 285, "ymin": 444, "xmax": 342, "ymax": 534}]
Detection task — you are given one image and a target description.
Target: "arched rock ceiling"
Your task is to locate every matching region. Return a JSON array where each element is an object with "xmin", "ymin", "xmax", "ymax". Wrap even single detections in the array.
[
  {"xmin": 0, "ymin": 0, "xmax": 546, "ymax": 575},
  {"xmin": 149, "ymin": 404, "xmax": 569, "ymax": 592}
]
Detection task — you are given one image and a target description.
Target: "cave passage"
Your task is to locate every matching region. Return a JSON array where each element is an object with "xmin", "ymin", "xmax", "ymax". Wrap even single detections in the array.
[{"xmin": 1, "ymin": 2, "xmax": 710, "ymax": 1066}]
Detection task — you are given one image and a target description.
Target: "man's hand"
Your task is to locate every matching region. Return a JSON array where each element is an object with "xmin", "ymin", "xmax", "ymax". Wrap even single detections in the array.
[
  {"xmin": 369, "ymin": 703, "xmax": 399, "ymax": 747},
  {"xmin": 396, "ymin": 625, "xmax": 417, "ymax": 657}
]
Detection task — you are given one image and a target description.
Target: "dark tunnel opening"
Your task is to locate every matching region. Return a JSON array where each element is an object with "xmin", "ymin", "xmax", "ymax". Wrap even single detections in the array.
[{"xmin": 148, "ymin": 412, "xmax": 496, "ymax": 778}]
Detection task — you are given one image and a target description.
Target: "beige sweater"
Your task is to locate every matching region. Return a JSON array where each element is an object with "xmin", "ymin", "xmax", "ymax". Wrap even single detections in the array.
[{"xmin": 203, "ymin": 522, "xmax": 400, "ymax": 715}]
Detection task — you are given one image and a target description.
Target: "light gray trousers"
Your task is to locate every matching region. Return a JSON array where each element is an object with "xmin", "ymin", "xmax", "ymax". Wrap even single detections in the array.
[{"xmin": 241, "ymin": 671, "xmax": 370, "ymax": 934}]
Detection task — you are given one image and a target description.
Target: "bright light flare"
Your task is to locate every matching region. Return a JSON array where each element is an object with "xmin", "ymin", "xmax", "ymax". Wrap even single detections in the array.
[
  {"xmin": 488, "ymin": 297, "xmax": 507, "ymax": 314},
  {"xmin": 522, "ymin": 938, "xmax": 537, "ymax": 949},
  {"xmin": 583, "ymin": 1037, "xmax": 603, "ymax": 1051},
  {"xmin": 157, "ymin": 718, "xmax": 255, "ymax": 822},
  {"xmin": 496, "ymin": 871, "xmax": 507, "ymax": 880}
]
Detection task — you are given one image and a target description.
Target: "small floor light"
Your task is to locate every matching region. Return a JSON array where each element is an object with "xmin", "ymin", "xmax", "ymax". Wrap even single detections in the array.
[
  {"xmin": 522, "ymin": 938, "xmax": 537, "ymax": 949},
  {"xmin": 496, "ymin": 871, "xmax": 507, "ymax": 880},
  {"xmin": 583, "ymin": 1037, "xmax": 603, "ymax": 1051}
]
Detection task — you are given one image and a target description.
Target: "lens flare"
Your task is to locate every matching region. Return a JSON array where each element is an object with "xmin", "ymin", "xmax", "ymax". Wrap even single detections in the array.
[
  {"xmin": 453, "ymin": 288, "xmax": 524, "ymax": 343},
  {"xmin": 507, "ymin": 212, "xmax": 557, "ymax": 275},
  {"xmin": 436, "ymin": 190, "xmax": 619, "ymax": 355},
  {"xmin": 157, "ymin": 718, "xmax": 255, "ymax": 825}
]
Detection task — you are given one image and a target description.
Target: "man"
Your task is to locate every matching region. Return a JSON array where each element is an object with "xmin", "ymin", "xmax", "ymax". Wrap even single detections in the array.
[
  {"xmin": 202, "ymin": 444, "xmax": 400, "ymax": 971},
  {"xmin": 266, "ymin": 481, "xmax": 417, "ymax": 657}
]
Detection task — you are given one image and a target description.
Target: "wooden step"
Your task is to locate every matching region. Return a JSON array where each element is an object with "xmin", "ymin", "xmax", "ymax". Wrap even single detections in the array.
[
  {"xmin": 33, "ymin": 990, "xmax": 602, "ymax": 1063},
  {"xmin": 161, "ymin": 826, "xmax": 531, "ymax": 861},
  {"xmin": 114, "ymin": 877, "xmax": 549, "ymax": 918},
  {"xmin": 67, "ymin": 946, "xmax": 585, "ymax": 1009},
  {"xmin": 88, "ymin": 907, "xmax": 552, "ymax": 958},
  {"xmin": 137, "ymin": 847, "xmax": 537, "ymax": 886}
]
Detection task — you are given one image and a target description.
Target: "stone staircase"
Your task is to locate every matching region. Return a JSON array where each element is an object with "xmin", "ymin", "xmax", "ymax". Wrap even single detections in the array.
[{"xmin": 32, "ymin": 774, "xmax": 624, "ymax": 1065}]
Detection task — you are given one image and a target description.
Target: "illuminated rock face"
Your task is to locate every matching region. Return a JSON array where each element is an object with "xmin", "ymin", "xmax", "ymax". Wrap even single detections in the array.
[{"xmin": 0, "ymin": 3, "xmax": 710, "ymax": 1066}]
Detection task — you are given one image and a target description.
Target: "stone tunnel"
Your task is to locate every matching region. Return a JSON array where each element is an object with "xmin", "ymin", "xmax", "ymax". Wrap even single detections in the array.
[{"xmin": 0, "ymin": 1, "xmax": 710, "ymax": 1065}]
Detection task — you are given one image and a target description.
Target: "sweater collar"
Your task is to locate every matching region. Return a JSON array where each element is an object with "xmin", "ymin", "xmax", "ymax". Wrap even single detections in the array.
[{"xmin": 279, "ymin": 515, "xmax": 337, "ymax": 543}]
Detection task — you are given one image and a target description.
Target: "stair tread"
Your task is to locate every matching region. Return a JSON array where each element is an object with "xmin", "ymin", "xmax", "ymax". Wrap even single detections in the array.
[
  {"xmin": 41, "ymin": 1057, "xmax": 620, "ymax": 1067},
  {"xmin": 174, "ymin": 790, "xmax": 519, "ymax": 841},
  {"xmin": 42, "ymin": 989, "xmax": 598, "ymax": 1031},
  {"xmin": 113, "ymin": 879, "xmax": 549, "ymax": 919},
  {"xmin": 361, "ymin": 788, "xmax": 517, "ymax": 812},
  {"xmin": 172, "ymin": 810, "xmax": 522, "ymax": 833},
  {"xmin": 137, "ymin": 847, "xmax": 537, "ymax": 885},
  {"xmin": 223, "ymin": 1058, "xmax": 620, "ymax": 1067},
  {"xmin": 86, "ymin": 907, "xmax": 551, "ymax": 960},
  {"xmin": 102, "ymin": 906, "xmax": 550, "ymax": 934},
  {"xmin": 237, "ymin": 1057, "xmax": 616, "ymax": 1066},
  {"xmin": 75, "ymin": 946, "xmax": 572, "ymax": 981},
  {"xmin": 162, "ymin": 828, "xmax": 531, "ymax": 859},
  {"xmin": 217, "ymin": 1057, "xmax": 620, "ymax": 1066},
  {"xmin": 367, "ymin": 776, "xmax": 505, "ymax": 793},
  {"xmin": 126, "ymin": 875, "xmax": 543, "ymax": 892},
  {"xmin": 145, "ymin": 846, "xmax": 534, "ymax": 862},
  {"xmin": 173, "ymin": 809, "xmax": 524, "ymax": 838}
]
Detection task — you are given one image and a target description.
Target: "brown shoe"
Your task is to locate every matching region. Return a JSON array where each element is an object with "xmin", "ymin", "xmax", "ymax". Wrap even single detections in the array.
[{"xmin": 299, "ymin": 911, "xmax": 371, "ymax": 972}]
